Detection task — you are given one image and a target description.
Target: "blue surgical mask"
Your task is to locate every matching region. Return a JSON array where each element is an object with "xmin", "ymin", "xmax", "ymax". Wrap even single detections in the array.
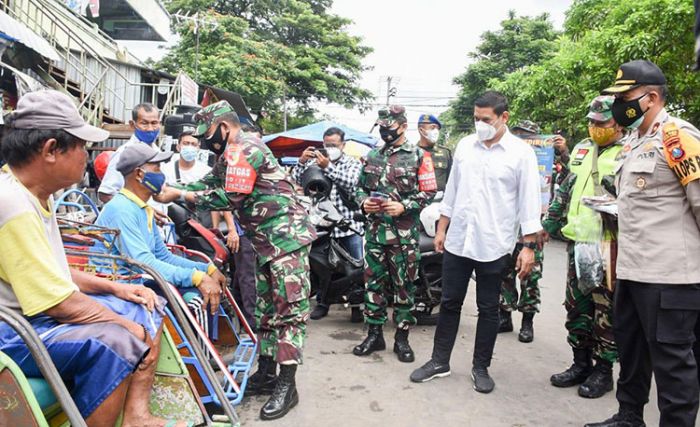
[
  {"xmin": 134, "ymin": 127, "xmax": 160, "ymax": 145},
  {"xmin": 139, "ymin": 169, "xmax": 166, "ymax": 194},
  {"xmin": 180, "ymin": 145, "xmax": 199, "ymax": 162}
]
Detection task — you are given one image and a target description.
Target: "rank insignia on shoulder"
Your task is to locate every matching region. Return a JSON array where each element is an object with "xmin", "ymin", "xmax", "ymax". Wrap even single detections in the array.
[{"xmin": 663, "ymin": 122, "xmax": 700, "ymax": 186}]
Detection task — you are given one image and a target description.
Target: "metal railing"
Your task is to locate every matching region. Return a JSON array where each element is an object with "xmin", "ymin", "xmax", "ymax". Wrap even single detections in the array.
[{"xmin": 2, "ymin": 0, "xmax": 185, "ymax": 125}]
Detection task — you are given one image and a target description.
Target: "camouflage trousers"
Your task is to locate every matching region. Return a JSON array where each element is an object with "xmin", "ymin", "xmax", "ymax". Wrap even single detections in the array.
[
  {"xmin": 564, "ymin": 243, "xmax": 617, "ymax": 363},
  {"xmin": 363, "ymin": 240, "xmax": 419, "ymax": 329},
  {"xmin": 500, "ymin": 243, "xmax": 543, "ymax": 313},
  {"xmin": 255, "ymin": 245, "xmax": 311, "ymax": 365}
]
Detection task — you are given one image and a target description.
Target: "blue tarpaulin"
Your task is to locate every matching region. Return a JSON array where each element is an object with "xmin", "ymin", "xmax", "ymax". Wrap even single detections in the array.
[{"xmin": 262, "ymin": 120, "xmax": 378, "ymax": 147}]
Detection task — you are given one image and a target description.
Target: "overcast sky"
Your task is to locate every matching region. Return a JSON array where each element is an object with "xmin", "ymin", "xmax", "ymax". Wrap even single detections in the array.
[{"xmin": 121, "ymin": 0, "xmax": 572, "ymax": 140}]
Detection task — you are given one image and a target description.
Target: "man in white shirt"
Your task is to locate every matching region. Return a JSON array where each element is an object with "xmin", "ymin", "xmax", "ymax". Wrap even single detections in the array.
[{"xmin": 410, "ymin": 91, "xmax": 542, "ymax": 393}]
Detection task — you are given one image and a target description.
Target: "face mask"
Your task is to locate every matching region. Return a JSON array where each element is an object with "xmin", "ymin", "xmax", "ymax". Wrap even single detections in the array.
[
  {"xmin": 422, "ymin": 128, "xmax": 440, "ymax": 144},
  {"xmin": 138, "ymin": 169, "xmax": 166, "ymax": 194},
  {"xmin": 588, "ymin": 126, "xmax": 618, "ymax": 146},
  {"xmin": 325, "ymin": 146, "xmax": 342, "ymax": 161},
  {"xmin": 203, "ymin": 123, "xmax": 229, "ymax": 156},
  {"xmin": 379, "ymin": 125, "xmax": 402, "ymax": 144},
  {"xmin": 612, "ymin": 93, "xmax": 649, "ymax": 130},
  {"xmin": 180, "ymin": 145, "xmax": 199, "ymax": 162},
  {"xmin": 134, "ymin": 128, "xmax": 160, "ymax": 145},
  {"xmin": 475, "ymin": 120, "xmax": 498, "ymax": 141}
]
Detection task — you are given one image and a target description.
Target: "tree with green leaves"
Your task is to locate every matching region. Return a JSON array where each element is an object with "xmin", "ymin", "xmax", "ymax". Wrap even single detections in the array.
[
  {"xmin": 443, "ymin": 11, "xmax": 559, "ymax": 137},
  {"xmin": 160, "ymin": 0, "xmax": 372, "ymax": 132},
  {"xmin": 495, "ymin": 0, "xmax": 700, "ymax": 142}
]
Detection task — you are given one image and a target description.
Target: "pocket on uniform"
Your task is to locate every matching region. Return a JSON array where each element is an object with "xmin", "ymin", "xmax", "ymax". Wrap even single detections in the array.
[
  {"xmin": 363, "ymin": 165, "xmax": 382, "ymax": 190},
  {"xmin": 656, "ymin": 288, "xmax": 700, "ymax": 344},
  {"xmin": 391, "ymin": 167, "xmax": 417, "ymax": 193}
]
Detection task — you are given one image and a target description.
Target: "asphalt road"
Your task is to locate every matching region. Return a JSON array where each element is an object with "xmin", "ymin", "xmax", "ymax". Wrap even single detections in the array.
[{"xmin": 236, "ymin": 240, "xmax": 671, "ymax": 426}]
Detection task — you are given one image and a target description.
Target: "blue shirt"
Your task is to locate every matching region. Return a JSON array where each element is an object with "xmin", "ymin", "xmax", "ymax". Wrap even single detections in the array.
[{"xmin": 93, "ymin": 189, "xmax": 210, "ymax": 287}]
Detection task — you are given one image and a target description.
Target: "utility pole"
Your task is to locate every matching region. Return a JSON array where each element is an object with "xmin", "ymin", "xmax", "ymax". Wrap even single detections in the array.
[
  {"xmin": 283, "ymin": 91, "xmax": 288, "ymax": 131},
  {"xmin": 172, "ymin": 11, "xmax": 217, "ymax": 82},
  {"xmin": 381, "ymin": 75, "xmax": 398, "ymax": 106}
]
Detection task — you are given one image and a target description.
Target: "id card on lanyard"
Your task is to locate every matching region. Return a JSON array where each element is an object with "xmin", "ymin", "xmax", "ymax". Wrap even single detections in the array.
[{"xmin": 225, "ymin": 143, "xmax": 257, "ymax": 194}]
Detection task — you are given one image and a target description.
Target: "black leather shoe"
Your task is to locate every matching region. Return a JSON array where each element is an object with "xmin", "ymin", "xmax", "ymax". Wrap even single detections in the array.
[
  {"xmin": 471, "ymin": 367, "xmax": 495, "ymax": 393},
  {"xmin": 518, "ymin": 312, "xmax": 534, "ymax": 343},
  {"xmin": 393, "ymin": 329, "xmax": 415, "ymax": 363},
  {"xmin": 583, "ymin": 411, "xmax": 646, "ymax": 427},
  {"xmin": 247, "ymin": 355, "xmax": 277, "ymax": 396},
  {"xmin": 353, "ymin": 324, "xmax": 385, "ymax": 356},
  {"xmin": 410, "ymin": 359, "xmax": 451, "ymax": 383},
  {"xmin": 350, "ymin": 306, "xmax": 363, "ymax": 323},
  {"xmin": 260, "ymin": 365, "xmax": 299, "ymax": 420},
  {"xmin": 498, "ymin": 310, "xmax": 513, "ymax": 333},
  {"xmin": 310, "ymin": 303, "xmax": 329, "ymax": 320},
  {"xmin": 550, "ymin": 349, "xmax": 592, "ymax": 387},
  {"xmin": 579, "ymin": 360, "xmax": 614, "ymax": 398}
]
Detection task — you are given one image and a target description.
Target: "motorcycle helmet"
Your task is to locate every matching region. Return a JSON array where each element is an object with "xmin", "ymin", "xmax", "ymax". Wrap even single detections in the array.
[{"xmin": 301, "ymin": 164, "xmax": 332, "ymax": 199}]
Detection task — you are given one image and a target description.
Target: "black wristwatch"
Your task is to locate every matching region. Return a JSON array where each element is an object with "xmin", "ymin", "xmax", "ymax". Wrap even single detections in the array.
[{"xmin": 522, "ymin": 241, "xmax": 537, "ymax": 250}]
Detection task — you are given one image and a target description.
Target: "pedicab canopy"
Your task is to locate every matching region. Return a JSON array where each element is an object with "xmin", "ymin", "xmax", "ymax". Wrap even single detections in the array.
[{"xmin": 262, "ymin": 120, "xmax": 379, "ymax": 162}]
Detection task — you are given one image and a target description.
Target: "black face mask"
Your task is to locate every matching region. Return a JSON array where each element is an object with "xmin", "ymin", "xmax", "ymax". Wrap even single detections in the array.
[
  {"xmin": 379, "ymin": 125, "xmax": 402, "ymax": 144},
  {"xmin": 612, "ymin": 93, "xmax": 649, "ymax": 129},
  {"xmin": 203, "ymin": 123, "xmax": 229, "ymax": 157}
]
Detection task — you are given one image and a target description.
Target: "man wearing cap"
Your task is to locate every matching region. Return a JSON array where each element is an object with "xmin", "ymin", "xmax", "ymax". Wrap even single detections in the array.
[
  {"xmin": 498, "ymin": 121, "xmax": 548, "ymax": 344},
  {"xmin": 156, "ymin": 100, "xmax": 316, "ymax": 420},
  {"xmin": 544, "ymin": 96, "xmax": 623, "ymax": 400},
  {"xmin": 417, "ymin": 114, "xmax": 452, "ymax": 193},
  {"xmin": 352, "ymin": 105, "xmax": 437, "ymax": 363},
  {"xmin": 0, "ymin": 90, "xmax": 180, "ymax": 426},
  {"xmin": 585, "ymin": 60, "xmax": 700, "ymax": 427},
  {"xmin": 93, "ymin": 143, "xmax": 226, "ymax": 315},
  {"xmin": 98, "ymin": 102, "xmax": 162, "ymax": 203}
]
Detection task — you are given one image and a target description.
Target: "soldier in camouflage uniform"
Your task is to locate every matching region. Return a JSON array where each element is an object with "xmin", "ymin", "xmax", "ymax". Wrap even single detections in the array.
[
  {"xmin": 159, "ymin": 101, "xmax": 315, "ymax": 420},
  {"xmin": 352, "ymin": 105, "xmax": 437, "ymax": 363},
  {"xmin": 417, "ymin": 114, "xmax": 452, "ymax": 193},
  {"xmin": 543, "ymin": 96, "xmax": 622, "ymax": 399},
  {"xmin": 498, "ymin": 121, "xmax": 546, "ymax": 343}
]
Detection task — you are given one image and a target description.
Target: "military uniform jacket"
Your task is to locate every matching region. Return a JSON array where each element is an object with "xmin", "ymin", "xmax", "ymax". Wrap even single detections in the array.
[
  {"xmin": 186, "ymin": 135, "xmax": 316, "ymax": 265},
  {"xmin": 423, "ymin": 143, "xmax": 452, "ymax": 192},
  {"xmin": 616, "ymin": 109, "xmax": 700, "ymax": 284},
  {"xmin": 356, "ymin": 142, "xmax": 437, "ymax": 246}
]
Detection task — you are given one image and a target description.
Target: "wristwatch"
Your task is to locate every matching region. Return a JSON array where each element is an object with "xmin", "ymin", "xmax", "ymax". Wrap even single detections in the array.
[{"xmin": 522, "ymin": 241, "xmax": 537, "ymax": 250}]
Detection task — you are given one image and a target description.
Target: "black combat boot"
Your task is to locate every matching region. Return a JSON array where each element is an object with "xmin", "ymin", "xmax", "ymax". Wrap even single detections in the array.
[
  {"xmin": 310, "ymin": 303, "xmax": 329, "ymax": 320},
  {"xmin": 579, "ymin": 359, "xmax": 614, "ymax": 398},
  {"xmin": 583, "ymin": 404, "xmax": 646, "ymax": 427},
  {"xmin": 353, "ymin": 324, "xmax": 386, "ymax": 356},
  {"xmin": 550, "ymin": 348, "xmax": 593, "ymax": 387},
  {"xmin": 247, "ymin": 355, "xmax": 277, "ymax": 396},
  {"xmin": 260, "ymin": 364, "xmax": 299, "ymax": 420},
  {"xmin": 518, "ymin": 312, "xmax": 535, "ymax": 343},
  {"xmin": 498, "ymin": 309, "xmax": 513, "ymax": 333},
  {"xmin": 393, "ymin": 328, "xmax": 415, "ymax": 363}
]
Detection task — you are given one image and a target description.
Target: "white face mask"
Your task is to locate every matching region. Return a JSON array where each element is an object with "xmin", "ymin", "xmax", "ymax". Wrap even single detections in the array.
[
  {"xmin": 475, "ymin": 120, "xmax": 499, "ymax": 141},
  {"xmin": 325, "ymin": 146, "xmax": 342, "ymax": 161},
  {"xmin": 422, "ymin": 128, "xmax": 440, "ymax": 144}
]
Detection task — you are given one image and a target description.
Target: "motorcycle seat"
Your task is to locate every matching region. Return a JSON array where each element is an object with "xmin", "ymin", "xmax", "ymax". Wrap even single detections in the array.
[{"xmin": 419, "ymin": 232, "xmax": 434, "ymax": 253}]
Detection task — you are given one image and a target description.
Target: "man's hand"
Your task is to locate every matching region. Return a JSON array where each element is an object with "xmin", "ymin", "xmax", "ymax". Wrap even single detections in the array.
[
  {"xmin": 299, "ymin": 147, "xmax": 316, "ymax": 164},
  {"xmin": 515, "ymin": 247, "xmax": 536, "ymax": 280},
  {"xmin": 315, "ymin": 151, "xmax": 330, "ymax": 169},
  {"xmin": 226, "ymin": 230, "xmax": 240, "ymax": 253},
  {"xmin": 153, "ymin": 185, "xmax": 181, "ymax": 204},
  {"xmin": 382, "ymin": 201, "xmax": 405, "ymax": 217},
  {"xmin": 363, "ymin": 199, "xmax": 382, "ymax": 214},
  {"xmin": 153, "ymin": 209, "xmax": 171, "ymax": 227},
  {"xmin": 434, "ymin": 230, "xmax": 446, "ymax": 253},
  {"xmin": 536, "ymin": 230, "xmax": 549, "ymax": 251},
  {"xmin": 199, "ymin": 275, "xmax": 222, "ymax": 315},
  {"xmin": 552, "ymin": 135, "xmax": 568, "ymax": 155},
  {"xmin": 211, "ymin": 268, "xmax": 227, "ymax": 289},
  {"xmin": 114, "ymin": 285, "xmax": 158, "ymax": 312}
]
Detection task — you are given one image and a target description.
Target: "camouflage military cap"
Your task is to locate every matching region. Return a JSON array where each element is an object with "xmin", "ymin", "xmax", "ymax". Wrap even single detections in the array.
[
  {"xmin": 587, "ymin": 95, "xmax": 615, "ymax": 122},
  {"xmin": 376, "ymin": 105, "xmax": 407, "ymax": 127},
  {"xmin": 512, "ymin": 120, "xmax": 541, "ymax": 135},
  {"xmin": 193, "ymin": 100, "xmax": 239, "ymax": 137}
]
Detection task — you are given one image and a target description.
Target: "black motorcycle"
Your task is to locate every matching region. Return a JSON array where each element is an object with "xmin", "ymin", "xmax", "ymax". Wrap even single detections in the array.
[{"xmin": 302, "ymin": 166, "xmax": 443, "ymax": 326}]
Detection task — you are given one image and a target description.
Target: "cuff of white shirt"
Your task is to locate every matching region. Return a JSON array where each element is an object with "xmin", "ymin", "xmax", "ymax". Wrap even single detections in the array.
[
  {"xmin": 520, "ymin": 220, "xmax": 543, "ymax": 236},
  {"xmin": 438, "ymin": 201, "xmax": 453, "ymax": 218}
]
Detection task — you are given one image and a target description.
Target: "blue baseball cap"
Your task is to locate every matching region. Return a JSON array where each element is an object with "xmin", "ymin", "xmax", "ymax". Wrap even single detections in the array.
[{"xmin": 417, "ymin": 114, "xmax": 441, "ymax": 129}]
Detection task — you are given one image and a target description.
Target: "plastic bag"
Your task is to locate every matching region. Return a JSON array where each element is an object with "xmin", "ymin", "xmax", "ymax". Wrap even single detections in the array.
[{"xmin": 573, "ymin": 210, "xmax": 605, "ymax": 294}]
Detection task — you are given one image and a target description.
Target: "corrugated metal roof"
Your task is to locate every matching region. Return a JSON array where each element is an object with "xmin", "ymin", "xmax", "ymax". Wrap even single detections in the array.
[{"xmin": 0, "ymin": 9, "xmax": 60, "ymax": 61}]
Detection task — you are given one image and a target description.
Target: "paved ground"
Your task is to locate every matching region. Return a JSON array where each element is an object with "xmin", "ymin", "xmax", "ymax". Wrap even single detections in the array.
[{"xmin": 236, "ymin": 240, "xmax": 668, "ymax": 426}]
